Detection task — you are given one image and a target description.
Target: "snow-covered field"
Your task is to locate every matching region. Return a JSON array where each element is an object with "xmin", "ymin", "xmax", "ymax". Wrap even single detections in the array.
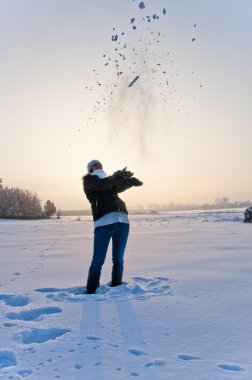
[{"xmin": 1, "ymin": 210, "xmax": 252, "ymax": 380}]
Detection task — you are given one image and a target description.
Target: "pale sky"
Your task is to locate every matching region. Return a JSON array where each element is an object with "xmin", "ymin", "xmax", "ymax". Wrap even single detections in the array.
[{"xmin": 1, "ymin": 0, "xmax": 252, "ymax": 209}]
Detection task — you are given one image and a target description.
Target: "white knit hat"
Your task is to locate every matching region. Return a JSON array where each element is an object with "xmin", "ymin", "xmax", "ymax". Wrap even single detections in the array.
[{"xmin": 87, "ymin": 159, "xmax": 101, "ymax": 173}]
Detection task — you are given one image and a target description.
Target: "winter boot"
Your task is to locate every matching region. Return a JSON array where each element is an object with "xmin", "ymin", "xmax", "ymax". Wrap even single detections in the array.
[
  {"xmin": 110, "ymin": 266, "xmax": 123, "ymax": 287},
  {"xmin": 85, "ymin": 270, "xmax": 101, "ymax": 294}
]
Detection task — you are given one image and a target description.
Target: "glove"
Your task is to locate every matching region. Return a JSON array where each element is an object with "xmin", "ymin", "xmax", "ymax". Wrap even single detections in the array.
[
  {"xmin": 113, "ymin": 167, "xmax": 134, "ymax": 180},
  {"xmin": 128, "ymin": 177, "xmax": 143, "ymax": 186}
]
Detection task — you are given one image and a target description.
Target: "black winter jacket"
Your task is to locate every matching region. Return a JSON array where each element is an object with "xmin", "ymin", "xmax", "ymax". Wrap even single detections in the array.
[{"xmin": 83, "ymin": 174, "xmax": 133, "ymax": 221}]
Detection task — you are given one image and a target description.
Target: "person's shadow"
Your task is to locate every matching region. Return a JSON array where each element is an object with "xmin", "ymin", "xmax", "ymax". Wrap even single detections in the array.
[{"xmin": 76, "ymin": 301, "xmax": 103, "ymax": 379}]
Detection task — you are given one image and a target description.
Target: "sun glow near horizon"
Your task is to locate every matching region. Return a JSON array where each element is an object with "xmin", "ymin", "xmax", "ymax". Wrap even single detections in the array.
[{"xmin": 1, "ymin": 0, "xmax": 252, "ymax": 209}]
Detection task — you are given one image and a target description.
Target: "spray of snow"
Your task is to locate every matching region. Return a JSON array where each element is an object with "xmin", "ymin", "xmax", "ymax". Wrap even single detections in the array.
[{"xmin": 83, "ymin": 1, "xmax": 199, "ymax": 155}]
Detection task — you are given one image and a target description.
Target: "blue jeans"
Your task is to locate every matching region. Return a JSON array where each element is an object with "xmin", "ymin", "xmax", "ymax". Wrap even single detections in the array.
[{"xmin": 89, "ymin": 222, "xmax": 130, "ymax": 275}]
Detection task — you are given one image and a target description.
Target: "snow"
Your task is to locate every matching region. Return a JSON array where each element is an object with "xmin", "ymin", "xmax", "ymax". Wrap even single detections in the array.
[
  {"xmin": 84, "ymin": 0, "xmax": 172, "ymax": 122},
  {"xmin": 138, "ymin": 2, "xmax": 145, "ymax": 10},
  {"xmin": 1, "ymin": 210, "xmax": 252, "ymax": 379},
  {"xmin": 111, "ymin": 34, "xmax": 118, "ymax": 42},
  {"xmin": 128, "ymin": 75, "xmax": 140, "ymax": 88}
]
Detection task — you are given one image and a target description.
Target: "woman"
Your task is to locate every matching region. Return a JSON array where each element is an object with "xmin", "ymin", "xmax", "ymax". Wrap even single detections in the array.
[{"xmin": 83, "ymin": 159, "xmax": 143, "ymax": 294}]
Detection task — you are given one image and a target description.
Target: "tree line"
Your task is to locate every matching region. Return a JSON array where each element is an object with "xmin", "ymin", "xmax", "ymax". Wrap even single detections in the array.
[
  {"xmin": 134, "ymin": 197, "xmax": 251, "ymax": 214},
  {"xmin": 0, "ymin": 179, "xmax": 57, "ymax": 219}
]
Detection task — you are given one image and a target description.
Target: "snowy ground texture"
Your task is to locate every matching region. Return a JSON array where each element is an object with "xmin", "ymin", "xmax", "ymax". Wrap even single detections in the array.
[{"xmin": 1, "ymin": 210, "xmax": 252, "ymax": 380}]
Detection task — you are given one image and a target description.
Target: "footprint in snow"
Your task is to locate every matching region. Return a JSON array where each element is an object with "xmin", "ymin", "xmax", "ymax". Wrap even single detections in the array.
[
  {"xmin": 94, "ymin": 362, "xmax": 101, "ymax": 366},
  {"xmin": 0, "ymin": 294, "xmax": 29, "ymax": 307},
  {"xmin": 178, "ymin": 354, "xmax": 202, "ymax": 361},
  {"xmin": 17, "ymin": 369, "xmax": 33, "ymax": 377},
  {"xmin": 145, "ymin": 359, "xmax": 166, "ymax": 367},
  {"xmin": 218, "ymin": 363, "xmax": 245, "ymax": 372},
  {"xmin": 22, "ymin": 347, "xmax": 36, "ymax": 354},
  {"xmin": 10, "ymin": 273, "xmax": 20, "ymax": 282},
  {"xmin": 0, "ymin": 351, "xmax": 17, "ymax": 369},
  {"xmin": 15, "ymin": 327, "xmax": 71, "ymax": 344},
  {"xmin": 128, "ymin": 348, "xmax": 148, "ymax": 356},
  {"xmin": 3, "ymin": 322, "xmax": 18, "ymax": 328},
  {"xmin": 85, "ymin": 335, "xmax": 103, "ymax": 341},
  {"xmin": 6, "ymin": 307, "xmax": 62, "ymax": 321}
]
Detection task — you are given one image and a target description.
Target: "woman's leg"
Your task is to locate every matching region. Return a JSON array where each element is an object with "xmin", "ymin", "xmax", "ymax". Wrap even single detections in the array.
[
  {"xmin": 111, "ymin": 223, "xmax": 130, "ymax": 286},
  {"xmin": 86, "ymin": 224, "xmax": 114, "ymax": 293}
]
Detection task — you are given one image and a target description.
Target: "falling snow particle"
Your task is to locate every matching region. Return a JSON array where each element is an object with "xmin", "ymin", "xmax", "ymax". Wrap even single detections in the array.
[
  {"xmin": 139, "ymin": 1, "xmax": 145, "ymax": 9},
  {"xmin": 163, "ymin": 8, "xmax": 166, "ymax": 15},
  {"xmin": 131, "ymin": 18, "xmax": 135, "ymax": 24},
  {"xmin": 128, "ymin": 75, "xmax": 140, "ymax": 87},
  {"xmin": 112, "ymin": 35, "xmax": 118, "ymax": 42},
  {"xmin": 192, "ymin": 38, "xmax": 196, "ymax": 42}
]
